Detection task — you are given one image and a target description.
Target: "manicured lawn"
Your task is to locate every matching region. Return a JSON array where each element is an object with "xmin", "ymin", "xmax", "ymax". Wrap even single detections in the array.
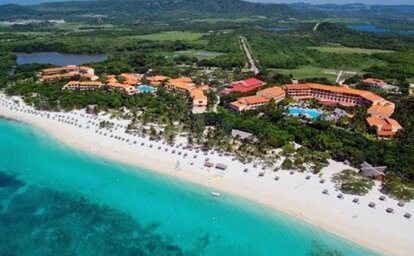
[
  {"xmin": 175, "ymin": 50, "xmax": 223, "ymax": 59},
  {"xmin": 131, "ymin": 31, "xmax": 205, "ymax": 41},
  {"xmin": 309, "ymin": 46, "xmax": 393, "ymax": 54},
  {"xmin": 271, "ymin": 66, "xmax": 341, "ymax": 82}
]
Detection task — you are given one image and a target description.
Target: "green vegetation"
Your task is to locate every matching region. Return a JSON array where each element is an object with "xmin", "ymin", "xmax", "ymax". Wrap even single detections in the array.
[
  {"xmin": 0, "ymin": 0, "xmax": 314, "ymax": 22},
  {"xmin": 332, "ymin": 169, "xmax": 375, "ymax": 195},
  {"xmin": 99, "ymin": 121, "xmax": 114, "ymax": 129},
  {"xmin": 271, "ymin": 66, "xmax": 338, "ymax": 83},
  {"xmin": 130, "ymin": 32, "xmax": 205, "ymax": 42},
  {"xmin": 309, "ymin": 46, "xmax": 394, "ymax": 55},
  {"xmin": 381, "ymin": 173, "xmax": 414, "ymax": 201}
]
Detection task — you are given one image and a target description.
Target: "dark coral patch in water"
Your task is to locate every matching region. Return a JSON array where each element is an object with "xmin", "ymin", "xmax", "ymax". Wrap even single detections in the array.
[{"xmin": 0, "ymin": 172, "xmax": 199, "ymax": 256}]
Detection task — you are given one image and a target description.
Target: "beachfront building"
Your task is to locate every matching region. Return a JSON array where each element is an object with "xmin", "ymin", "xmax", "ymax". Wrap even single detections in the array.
[
  {"xmin": 165, "ymin": 77, "xmax": 208, "ymax": 113},
  {"xmin": 359, "ymin": 162, "xmax": 387, "ymax": 181},
  {"xmin": 231, "ymin": 129, "xmax": 258, "ymax": 143},
  {"xmin": 282, "ymin": 83, "xmax": 402, "ymax": 137},
  {"xmin": 40, "ymin": 65, "xmax": 98, "ymax": 82},
  {"xmin": 62, "ymin": 81, "xmax": 102, "ymax": 91},
  {"xmin": 221, "ymin": 78, "xmax": 265, "ymax": 95},
  {"xmin": 230, "ymin": 86, "xmax": 285, "ymax": 112}
]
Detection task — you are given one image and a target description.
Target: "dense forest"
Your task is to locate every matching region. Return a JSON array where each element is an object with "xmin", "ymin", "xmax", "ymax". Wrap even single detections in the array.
[{"xmin": 0, "ymin": 0, "xmax": 320, "ymax": 22}]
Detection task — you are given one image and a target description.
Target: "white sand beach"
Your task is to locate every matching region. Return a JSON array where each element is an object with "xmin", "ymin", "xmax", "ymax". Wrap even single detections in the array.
[{"xmin": 0, "ymin": 92, "xmax": 413, "ymax": 256}]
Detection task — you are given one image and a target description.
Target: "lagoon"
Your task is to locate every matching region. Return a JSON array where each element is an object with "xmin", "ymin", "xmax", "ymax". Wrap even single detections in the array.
[
  {"xmin": 0, "ymin": 118, "xmax": 382, "ymax": 256},
  {"xmin": 13, "ymin": 52, "xmax": 108, "ymax": 66}
]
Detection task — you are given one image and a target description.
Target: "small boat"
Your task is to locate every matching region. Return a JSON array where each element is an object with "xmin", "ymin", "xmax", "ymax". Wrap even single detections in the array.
[{"xmin": 210, "ymin": 192, "xmax": 221, "ymax": 197}]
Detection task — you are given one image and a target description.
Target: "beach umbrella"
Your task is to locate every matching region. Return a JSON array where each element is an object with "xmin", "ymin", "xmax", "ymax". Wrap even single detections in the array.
[
  {"xmin": 386, "ymin": 208, "xmax": 394, "ymax": 213},
  {"xmin": 306, "ymin": 175, "xmax": 311, "ymax": 180},
  {"xmin": 259, "ymin": 172, "xmax": 265, "ymax": 177},
  {"xmin": 319, "ymin": 179, "xmax": 325, "ymax": 184},
  {"xmin": 398, "ymin": 202, "xmax": 405, "ymax": 207},
  {"xmin": 353, "ymin": 198, "xmax": 359, "ymax": 203},
  {"xmin": 274, "ymin": 176, "xmax": 280, "ymax": 181},
  {"xmin": 379, "ymin": 195, "xmax": 386, "ymax": 201},
  {"xmin": 322, "ymin": 189, "xmax": 329, "ymax": 195},
  {"xmin": 337, "ymin": 194, "xmax": 344, "ymax": 199},
  {"xmin": 368, "ymin": 202, "xmax": 376, "ymax": 208},
  {"xmin": 289, "ymin": 170, "xmax": 295, "ymax": 175},
  {"xmin": 244, "ymin": 168, "xmax": 249, "ymax": 173},
  {"xmin": 404, "ymin": 213, "xmax": 411, "ymax": 219}
]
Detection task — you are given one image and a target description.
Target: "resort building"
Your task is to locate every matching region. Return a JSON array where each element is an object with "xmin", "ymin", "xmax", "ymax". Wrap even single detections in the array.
[
  {"xmin": 106, "ymin": 75, "xmax": 138, "ymax": 95},
  {"xmin": 230, "ymin": 86, "xmax": 285, "ymax": 112},
  {"xmin": 282, "ymin": 83, "xmax": 402, "ymax": 137},
  {"xmin": 62, "ymin": 81, "xmax": 102, "ymax": 91},
  {"xmin": 40, "ymin": 65, "xmax": 98, "ymax": 82},
  {"xmin": 147, "ymin": 75, "xmax": 170, "ymax": 86},
  {"xmin": 362, "ymin": 78, "xmax": 399, "ymax": 92},
  {"xmin": 120, "ymin": 73, "xmax": 143, "ymax": 86},
  {"xmin": 221, "ymin": 78, "xmax": 265, "ymax": 95},
  {"xmin": 366, "ymin": 116, "xmax": 403, "ymax": 137},
  {"xmin": 166, "ymin": 77, "xmax": 208, "ymax": 113},
  {"xmin": 363, "ymin": 78, "xmax": 387, "ymax": 88}
]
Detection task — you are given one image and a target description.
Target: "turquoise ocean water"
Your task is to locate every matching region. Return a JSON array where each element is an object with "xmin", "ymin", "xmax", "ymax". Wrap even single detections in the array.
[{"xmin": 0, "ymin": 118, "xmax": 383, "ymax": 256}]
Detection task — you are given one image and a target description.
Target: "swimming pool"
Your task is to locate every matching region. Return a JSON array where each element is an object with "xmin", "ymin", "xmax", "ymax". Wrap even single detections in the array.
[
  {"xmin": 136, "ymin": 85, "xmax": 155, "ymax": 93},
  {"xmin": 287, "ymin": 107, "xmax": 322, "ymax": 119}
]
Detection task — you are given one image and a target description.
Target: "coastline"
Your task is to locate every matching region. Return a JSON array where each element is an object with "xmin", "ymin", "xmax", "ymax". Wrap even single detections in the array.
[{"xmin": 1, "ymin": 93, "xmax": 413, "ymax": 256}]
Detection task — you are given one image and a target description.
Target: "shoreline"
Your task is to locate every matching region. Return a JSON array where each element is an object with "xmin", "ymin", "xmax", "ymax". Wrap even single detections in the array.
[{"xmin": 1, "ymin": 93, "xmax": 413, "ymax": 256}]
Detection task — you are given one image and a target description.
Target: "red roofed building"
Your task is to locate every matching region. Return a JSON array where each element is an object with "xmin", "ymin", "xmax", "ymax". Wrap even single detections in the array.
[
  {"xmin": 221, "ymin": 78, "xmax": 265, "ymax": 95},
  {"xmin": 366, "ymin": 116, "xmax": 402, "ymax": 137},
  {"xmin": 363, "ymin": 78, "xmax": 388, "ymax": 88}
]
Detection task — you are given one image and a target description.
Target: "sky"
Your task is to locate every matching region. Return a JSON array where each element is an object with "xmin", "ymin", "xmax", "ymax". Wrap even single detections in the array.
[{"xmin": 0, "ymin": 0, "xmax": 413, "ymax": 5}]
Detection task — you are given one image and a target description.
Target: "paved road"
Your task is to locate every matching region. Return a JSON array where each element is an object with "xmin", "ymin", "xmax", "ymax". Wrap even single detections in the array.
[
  {"xmin": 239, "ymin": 36, "xmax": 259, "ymax": 75},
  {"xmin": 212, "ymin": 95, "xmax": 220, "ymax": 113},
  {"xmin": 335, "ymin": 70, "xmax": 343, "ymax": 84}
]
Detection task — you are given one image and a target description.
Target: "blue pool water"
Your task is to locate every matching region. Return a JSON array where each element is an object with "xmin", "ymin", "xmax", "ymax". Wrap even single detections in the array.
[
  {"xmin": 0, "ymin": 118, "xmax": 382, "ymax": 256},
  {"xmin": 137, "ymin": 84, "xmax": 155, "ymax": 93},
  {"xmin": 288, "ymin": 107, "xmax": 322, "ymax": 119}
]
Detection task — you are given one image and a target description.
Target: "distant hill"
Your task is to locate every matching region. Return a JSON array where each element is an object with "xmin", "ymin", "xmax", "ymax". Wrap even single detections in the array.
[
  {"xmin": 289, "ymin": 3, "xmax": 414, "ymax": 19},
  {"xmin": 0, "ymin": 0, "xmax": 321, "ymax": 22}
]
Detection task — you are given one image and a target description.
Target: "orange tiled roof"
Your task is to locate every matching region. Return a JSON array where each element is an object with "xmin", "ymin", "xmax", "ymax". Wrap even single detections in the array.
[
  {"xmin": 283, "ymin": 84, "xmax": 311, "ymax": 90},
  {"xmin": 121, "ymin": 73, "xmax": 141, "ymax": 85},
  {"xmin": 238, "ymin": 95, "xmax": 269, "ymax": 105},
  {"xmin": 366, "ymin": 116, "xmax": 402, "ymax": 137},
  {"xmin": 190, "ymin": 88, "xmax": 207, "ymax": 102},
  {"xmin": 65, "ymin": 81, "xmax": 102, "ymax": 86},
  {"xmin": 147, "ymin": 75, "xmax": 170, "ymax": 85},
  {"xmin": 168, "ymin": 77, "xmax": 195, "ymax": 91},
  {"xmin": 387, "ymin": 118, "xmax": 402, "ymax": 130},
  {"xmin": 258, "ymin": 86, "xmax": 285, "ymax": 98}
]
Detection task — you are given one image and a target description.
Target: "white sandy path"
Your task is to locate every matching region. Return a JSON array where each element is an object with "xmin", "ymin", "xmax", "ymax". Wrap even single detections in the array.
[{"xmin": 0, "ymin": 93, "xmax": 413, "ymax": 256}]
